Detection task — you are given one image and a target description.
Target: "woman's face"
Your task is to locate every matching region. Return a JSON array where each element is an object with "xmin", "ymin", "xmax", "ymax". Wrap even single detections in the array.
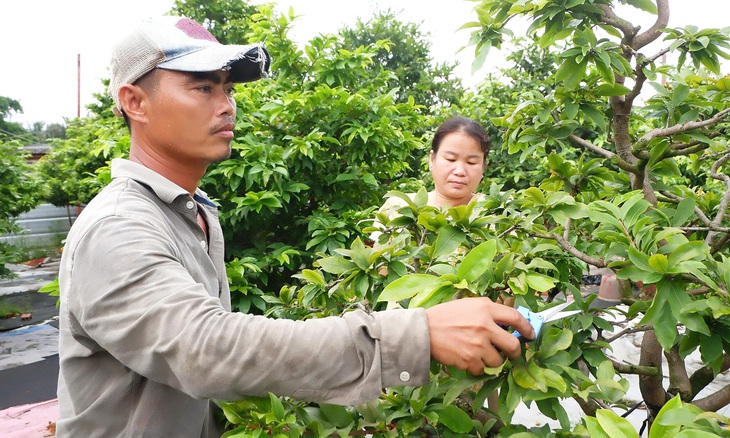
[{"xmin": 429, "ymin": 130, "xmax": 485, "ymax": 207}]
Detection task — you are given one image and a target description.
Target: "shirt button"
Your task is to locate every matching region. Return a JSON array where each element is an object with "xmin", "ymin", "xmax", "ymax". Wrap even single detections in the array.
[
  {"xmin": 200, "ymin": 240, "xmax": 207, "ymax": 248},
  {"xmin": 185, "ymin": 201, "xmax": 195, "ymax": 209},
  {"xmin": 399, "ymin": 371, "xmax": 410, "ymax": 382}
]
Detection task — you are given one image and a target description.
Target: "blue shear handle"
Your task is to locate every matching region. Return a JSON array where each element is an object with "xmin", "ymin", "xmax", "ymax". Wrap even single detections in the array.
[{"xmin": 513, "ymin": 306, "xmax": 544, "ymax": 339}]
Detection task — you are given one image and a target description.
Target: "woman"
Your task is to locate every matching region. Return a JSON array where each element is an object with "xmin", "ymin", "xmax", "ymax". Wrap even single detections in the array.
[{"xmin": 378, "ymin": 116, "xmax": 490, "ymax": 219}]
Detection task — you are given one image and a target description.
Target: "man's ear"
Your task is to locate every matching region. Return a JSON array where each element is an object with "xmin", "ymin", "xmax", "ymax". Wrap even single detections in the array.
[{"xmin": 117, "ymin": 84, "xmax": 149, "ymax": 124}]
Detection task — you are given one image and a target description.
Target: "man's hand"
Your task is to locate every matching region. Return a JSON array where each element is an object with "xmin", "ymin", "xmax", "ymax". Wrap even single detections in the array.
[{"xmin": 425, "ymin": 297, "xmax": 535, "ymax": 375}]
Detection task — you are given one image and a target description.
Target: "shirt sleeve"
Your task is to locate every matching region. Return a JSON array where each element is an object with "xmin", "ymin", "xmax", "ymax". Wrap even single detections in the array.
[{"xmin": 63, "ymin": 214, "xmax": 431, "ymax": 406}]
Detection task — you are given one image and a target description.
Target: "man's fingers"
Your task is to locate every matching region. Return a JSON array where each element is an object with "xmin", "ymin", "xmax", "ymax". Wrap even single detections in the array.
[
  {"xmin": 489, "ymin": 327, "xmax": 522, "ymax": 360},
  {"xmin": 490, "ymin": 304, "xmax": 535, "ymax": 341},
  {"xmin": 481, "ymin": 342, "xmax": 505, "ymax": 368}
]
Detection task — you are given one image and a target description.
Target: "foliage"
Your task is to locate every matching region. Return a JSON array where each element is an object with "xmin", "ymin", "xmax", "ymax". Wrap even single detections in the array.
[
  {"xmin": 0, "ymin": 95, "xmax": 34, "ymax": 144},
  {"xmin": 458, "ymin": 0, "xmax": 730, "ymax": 433},
  {"xmin": 191, "ymin": 4, "xmax": 430, "ymax": 310},
  {"xmin": 338, "ymin": 9, "xmax": 465, "ymax": 111},
  {"xmin": 0, "ymin": 140, "xmax": 43, "ymax": 277},
  {"xmin": 218, "ymin": 190, "xmax": 627, "ymax": 436},
  {"xmin": 33, "ymin": 92, "xmax": 128, "ymax": 207}
]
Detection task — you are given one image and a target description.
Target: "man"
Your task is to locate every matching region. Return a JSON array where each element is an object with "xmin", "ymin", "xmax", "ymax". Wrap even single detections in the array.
[{"xmin": 56, "ymin": 16, "xmax": 534, "ymax": 437}]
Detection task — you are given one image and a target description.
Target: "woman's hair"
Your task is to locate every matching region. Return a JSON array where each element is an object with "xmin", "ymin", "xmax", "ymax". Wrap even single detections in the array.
[{"xmin": 431, "ymin": 116, "xmax": 491, "ymax": 161}]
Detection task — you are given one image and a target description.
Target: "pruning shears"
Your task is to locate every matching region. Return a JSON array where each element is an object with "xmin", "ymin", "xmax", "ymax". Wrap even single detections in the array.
[{"xmin": 510, "ymin": 302, "xmax": 580, "ymax": 340}]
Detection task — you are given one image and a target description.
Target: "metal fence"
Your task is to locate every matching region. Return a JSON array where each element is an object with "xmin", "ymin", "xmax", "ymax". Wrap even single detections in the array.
[{"xmin": 1, "ymin": 204, "xmax": 81, "ymax": 250}]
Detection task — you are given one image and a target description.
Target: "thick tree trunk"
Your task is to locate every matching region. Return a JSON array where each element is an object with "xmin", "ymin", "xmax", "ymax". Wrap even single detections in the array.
[{"xmin": 639, "ymin": 330, "xmax": 669, "ymax": 424}]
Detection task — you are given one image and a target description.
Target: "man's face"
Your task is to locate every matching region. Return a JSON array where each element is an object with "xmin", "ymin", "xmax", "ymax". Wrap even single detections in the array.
[
  {"xmin": 429, "ymin": 130, "xmax": 485, "ymax": 206},
  {"xmin": 139, "ymin": 69, "xmax": 237, "ymax": 168}
]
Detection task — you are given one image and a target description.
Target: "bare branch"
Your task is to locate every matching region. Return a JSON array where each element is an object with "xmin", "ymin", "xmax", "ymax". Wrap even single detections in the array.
[
  {"xmin": 694, "ymin": 383, "xmax": 730, "ymax": 412},
  {"xmin": 531, "ymin": 232, "xmax": 607, "ymax": 267},
  {"xmin": 625, "ymin": 68, "xmax": 648, "ymax": 107},
  {"xmin": 633, "ymin": 0, "xmax": 670, "ymax": 50},
  {"xmin": 689, "ymin": 355, "xmax": 730, "ymax": 398},
  {"xmin": 636, "ymin": 108, "xmax": 730, "ymax": 149},
  {"xmin": 712, "ymin": 233, "xmax": 730, "ymax": 254},
  {"xmin": 568, "ymin": 134, "xmax": 641, "ymax": 174},
  {"xmin": 611, "ymin": 359, "xmax": 662, "ymax": 377},
  {"xmin": 646, "ymin": 47, "xmax": 672, "ymax": 64},
  {"xmin": 597, "ymin": 5, "xmax": 639, "ymax": 42},
  {"xmin": 604, "ymin": 324, "xmax": 652, "ymax": 344},
  {"xmin": 568, "ymin": 134, "xmax": 614, "ymax": 159},
  {"xmin": 640, "ymin": 330, "xmax": 671, "ymax": 419},
  {"xmin": 666, "ymin": 144, "xmax": 711, "ymax": 158},
  {"xmin": 707, "ymin": 152, "xmax": 730, "ymax": 245}
]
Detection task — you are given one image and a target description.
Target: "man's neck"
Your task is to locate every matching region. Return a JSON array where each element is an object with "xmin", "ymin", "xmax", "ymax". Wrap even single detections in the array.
[{"xmin": 129, "ymin": 147, "xmax": 206, "ymax": 196}]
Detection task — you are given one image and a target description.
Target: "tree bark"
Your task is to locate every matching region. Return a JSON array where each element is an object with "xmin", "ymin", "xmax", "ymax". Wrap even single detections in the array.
[{"xmin": 639, "ymin": 330, "xmax": 669, "ymax": 422}]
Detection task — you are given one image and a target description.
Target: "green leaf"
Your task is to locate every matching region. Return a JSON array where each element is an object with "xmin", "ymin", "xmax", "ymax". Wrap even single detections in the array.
[
  {"xmin": 584, "ymin": 416, "xmax": 612, "ymax": 438},
  {"xmin": 318, "ymin": 403, "xmax": 354, "ymax": 429},
  {"xmin": 298, "ymin": 269, "xmax": 325, "ymax": 286},
  {"xmin": 596, "ymin": 409, "xmax": 639, "ymax": 438},
  {"xmin": 644, "ymin": 298, "xmax": 677, "ymax": 350},
  {"xmin": 409, "ymin": 283, "xmax": 456, "ymax": 309},
  {"xmin": 672, "ymin": 198, "xmax": 696, "ymax": 227},
  {"xmin": 436, "ymin": 404, "xmax": 474, "ymax": 433},
  {"xmin": 647, "ymin": 254, "xmax": 670, "ymax": 274},
  {"xmin": 457, "ymin": 239, "xmax": 498, "ymax": 282},
  {"xmin": 628, "ymin": 246, "xmax": 652, "ymax": 271},
  {"xmin": 378, "ymin": 274, "xmax": 439, "ymax": 302},
  {"xmin": 667, "ymin": 241, "xmax": 708, "ymax": 266},
  {"xmin": 316, "ymin": 256, "xmax": 356, "ymax": 275},
  {"xmin": 649, "ymin": 395, "xmax": 683, "ymax": 438},
  {"xmin": 432, "ymin": 225, "xmax": 466, "ymax": 260},
  {"xmin": 624, "ymin": 0, "xmax": 658, "ymax": 13},
  {"xmin": 524, "ymin": 272, "xmax": 557, "ymax": 292},
  {"xmin": 539, "ymin": 328, "xmax": 573, "ymax": 358}
]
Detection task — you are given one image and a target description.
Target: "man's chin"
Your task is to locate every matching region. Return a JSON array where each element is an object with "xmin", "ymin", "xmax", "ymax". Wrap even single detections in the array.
[{"xmin": 210, "ymin": 147, "xmax": 233, "ymax": 164}]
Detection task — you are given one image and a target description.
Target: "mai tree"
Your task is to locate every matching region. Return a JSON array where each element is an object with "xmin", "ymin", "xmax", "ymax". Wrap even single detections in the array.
[{"xmin": 455, "ymin": 0, "xmax": 730, "ymax": 434}]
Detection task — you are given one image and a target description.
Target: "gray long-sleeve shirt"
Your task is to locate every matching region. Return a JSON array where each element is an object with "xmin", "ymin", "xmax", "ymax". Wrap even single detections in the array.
[{"xmin": 56, "ymin": 158, "xmax": 430, "ymax": 437}]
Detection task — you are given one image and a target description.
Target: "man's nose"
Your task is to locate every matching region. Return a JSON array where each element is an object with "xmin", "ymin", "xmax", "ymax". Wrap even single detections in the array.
[{"xmin": 217, "ymin": 90, "xmax": 236, "ymax": 116}]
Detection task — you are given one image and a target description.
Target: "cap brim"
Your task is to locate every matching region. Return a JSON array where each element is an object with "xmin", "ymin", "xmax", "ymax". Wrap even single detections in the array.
[{"xmin": 157, "ymin": 44, "xmax": 270, "ymax": 82}]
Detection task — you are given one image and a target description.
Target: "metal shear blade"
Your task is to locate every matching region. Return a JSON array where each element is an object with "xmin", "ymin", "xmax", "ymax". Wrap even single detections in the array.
[{"xmin": 513, "ymin": 302, "xmax": 580, "ymax": 340}]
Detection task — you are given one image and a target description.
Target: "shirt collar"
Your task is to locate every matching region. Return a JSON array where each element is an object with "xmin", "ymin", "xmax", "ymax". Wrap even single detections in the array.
[{"xmin": 110, "ymin": 158, "xmax": 216, "ymax": 207}]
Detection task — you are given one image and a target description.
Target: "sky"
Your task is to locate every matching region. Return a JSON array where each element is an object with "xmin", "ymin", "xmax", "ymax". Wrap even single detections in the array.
[{"xmin": 1, "ymin": 0, "xmax": 727, "ymax": 127}]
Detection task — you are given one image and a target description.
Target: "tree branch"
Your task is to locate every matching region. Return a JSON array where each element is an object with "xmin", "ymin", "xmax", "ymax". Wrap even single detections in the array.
[
  {"xmin": 639, "ymin": 330, "xmax": 671, "ymax": 420},
  {"xmin": 693, "ymin": 383, "xmax": 730, "ymax": 412},
  {"xmin": 568, "ymin": 134, "xmax": 641, "ymax": 174},
  {"xmin": 689, "ymin": 355, "xmax": 730, "ymax": 398},
  {"xmin": 665, "ymin": 346, "xmax": 692, "ymax": 400},
  {"xmin": 632, "ymin": 0, "xmax": 670, "ymax": 50},
  {"xmin": 531, "ymin": 232, "xmax": 607, "ymax": 267},
  {"xmin": 604, "ymin": 324, "xmax": 652, "ymax": 344},
  {"xmin": 636, "ymin": 108, "xmax": 730, "ymax": 149},
  {"xmin": 611, "ymin": 359, "xmax": 662, "ymax": 377},
  {"xmin": 707, "ymin": 152, "xmax": 730, "ymax": 246}
]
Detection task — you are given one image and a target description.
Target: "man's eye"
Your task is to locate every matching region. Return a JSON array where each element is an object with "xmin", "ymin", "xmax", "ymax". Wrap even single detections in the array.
[
  {"xmin": 198, "ymin": 85, "xmax": 212, "ymax": 93},
  {"xmin": 225, "ymin": 87, "xmax": 235, "ymax": 96}
]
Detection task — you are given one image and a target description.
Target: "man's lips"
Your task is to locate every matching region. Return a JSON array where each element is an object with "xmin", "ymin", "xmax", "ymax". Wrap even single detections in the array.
[{"xmin": 212, "ymin": 122, "xmax": 235, "ymax": 138}]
